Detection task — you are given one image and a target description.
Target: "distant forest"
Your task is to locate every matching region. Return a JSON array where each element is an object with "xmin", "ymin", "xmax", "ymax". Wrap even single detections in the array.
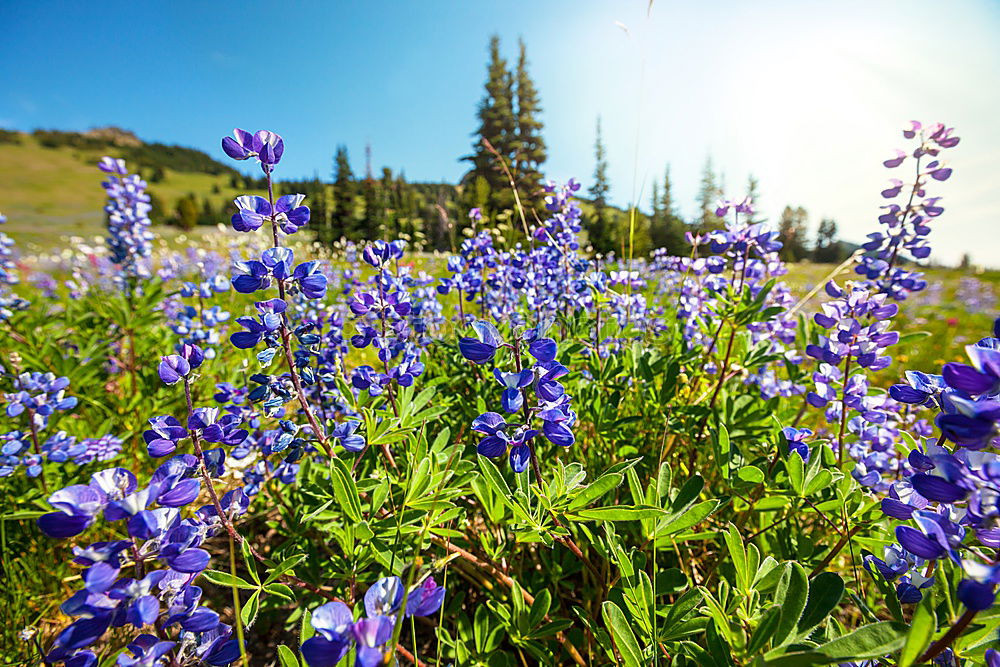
[{"xmin": 2, "ymin": 35, "xmax": 853, "ymax": 262}]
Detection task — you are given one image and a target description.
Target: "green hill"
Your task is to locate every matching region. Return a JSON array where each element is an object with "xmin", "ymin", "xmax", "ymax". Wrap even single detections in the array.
[
  {"xmin": 0, "ymin": 128, "xmax": 244, "ymax": 251},
  {"xmin": 0, "ymin": 127, "xmax": 656, "ymax": 255}
]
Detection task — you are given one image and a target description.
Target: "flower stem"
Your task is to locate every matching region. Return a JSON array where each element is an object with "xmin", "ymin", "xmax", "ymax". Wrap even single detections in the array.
[
  {"xmin": 25, "ymin": 409, "xmax": 49, "ymax": 494},
  {"xmin": 919, "ymin": 608, "xmax": 977, "ymax": 663},
  {"xmin": 228, "ymin": 532, "xmax": 249, "ymax": 666},
  {"xmin": 263, "ymin": 169, "xmax": 331, "ymax": 455}
]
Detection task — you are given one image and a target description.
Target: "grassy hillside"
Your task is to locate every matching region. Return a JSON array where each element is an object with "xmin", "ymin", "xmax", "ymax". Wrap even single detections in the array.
[{"xmin": 0, "ymin": 132, "xmax": 243, "ymax": 250}]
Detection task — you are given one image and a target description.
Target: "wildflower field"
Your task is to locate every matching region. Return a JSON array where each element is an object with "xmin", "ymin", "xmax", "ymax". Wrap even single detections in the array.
[{"xmin": 3, "ymin": 121, "xmax": 1000, "ymax": 667}]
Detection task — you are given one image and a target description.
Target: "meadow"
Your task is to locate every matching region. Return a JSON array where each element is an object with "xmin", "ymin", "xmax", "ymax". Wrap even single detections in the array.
[{"xmin": 2, "ymin": 122, "xmax": 1000, "ymax": 667}]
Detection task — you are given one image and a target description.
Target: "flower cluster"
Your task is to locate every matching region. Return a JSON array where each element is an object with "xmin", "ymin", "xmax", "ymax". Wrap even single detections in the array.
[
  {"xmin": 867, "ymin": 317, "xmax": 1000, "ymax": 610},
  {"xmin": 37, "ymin": 461, "xmax": 246, "ymax": 666},
  {"xmin": 34, "ymin": 336, "xmax": 260, "ymax": 665},
  {"xmin": 0, "ymin": 372, "xmax": 91, "ymax": 478},
  {"xmin": 301, "ymin": 575, "xmax": 445, "ymax": 667},
  {"xmin": 655, "ymin": 199, "xmax": 799, "ymax": 397},
  {"xmin": 857, "ymin": 122, "xmax": 959, "ymax": 301},
  {"xmin": 462, "ymin": 320, "xmax": 575, "ymax": 472},
  {"xmin": 221, "ymin": 129, "xmax": 330, "ymax": 453},
  {"xmin": 168, "ymin": 265, "xmax": 231, "ymax": 360},
  {"xmin": 98, "ymin": 157, "xmax": 154, "ymax": 288},
  {"xmin": 804, "ymin": 122, "xmax": 958, "ymax": 491},
  {"xmin": 348, "ymin": 240, "xmax": 425, "ymax": 406},
  {"xmin": 0, "ymin": 213, "xmax": 30, "ymax": 320}
]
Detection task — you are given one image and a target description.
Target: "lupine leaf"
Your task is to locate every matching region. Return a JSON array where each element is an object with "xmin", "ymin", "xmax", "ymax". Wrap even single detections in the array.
[
  {"xmin": 200, "ymin": 569, "xmax": 258, "ymax": 590},
  {"xmin": 602, "ymin": 601, "xmax": 644, "ymax": 667},
  {"xmin": 328, "ymin": 457, "xmax": 364, "ymax": 523},
  {"xmin": 772, "ymin": 562, "xmax": 808, "ymax": 646},
  {"xmin": 814, "ymin": 620, "xmax": 909, "ymax": 659},
  {"xmin": 277, "ymin": 645, "xmax": 299, "ymax": 667},
  {"xmin": 657, "ymin": 499, "xmax": 721, "ymax": 537},
  {"xmin": 797, "ymin": 572, "xmax": 844, "ymax": 636},
  {"xmin": 898, "ymin": 595, "xmax": 935, "ymax": 667},
  {"xmin": 748, "ymin": 606, "xmax": 782, "ymax": 655},
  {"xmin": 567, "ymin": 472, "xmax": 623, "ymax": 510},
  {"xmin": 577, "ymin": 505, "xmax": 665, "ymax": 521}
]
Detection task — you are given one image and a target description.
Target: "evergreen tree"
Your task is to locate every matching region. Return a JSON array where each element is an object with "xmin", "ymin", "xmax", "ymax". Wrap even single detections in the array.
[
  {"xmin": 813, "ymin": 218, "xmax": 841, "ymax": 263},
  {"xmin": 307, "ymin": 177, "xmax": 330, "ymax": 246},
  {"xmin": 513, "ymin": 38, "xmax": 546, "ymax": 203},
  {"xmin": 745, "ymin": 174, "xmax": 765, "ymax": 224},
  {"xmin": 777, "ymin": 206, "xmax": 809, "ymax": 262},
  {"xmin": 696, "ymin": 157, "xmax": 725, "ymax": 232},
  {"xmin": 463, "ymin": 34, "xmax": 517, "ymax": 214},
  {"xmin": 360, "ymin": 143, "xmax": 381, "ymax": 238},
  {"xmin": 147, "ymin": 191, "xmax": 166, "ymax": 222},
  {"xmin": 651, "ymin": 165, "xmax": 686, "ymax": 253},
  {"xmin": 332, "ymin": 145, "xmax": 356, "ymax": 241},
  {"xmin": 588, "ymin": 116, "xmax": 613, "ymax": 255},
  {"xmin": 650, "ymin": 180, "xmax": 662, "ymax": 229},
  {"xmin": 198, "ymin": 198, "xmax": 215, "ymax": 226},
  {"xmin": 379, "ymin": 167, "xmax": 398, "ymax": 239},
  {"xmin": 175, "ymin": 194, "xmax": 199, "ymax": 230}
]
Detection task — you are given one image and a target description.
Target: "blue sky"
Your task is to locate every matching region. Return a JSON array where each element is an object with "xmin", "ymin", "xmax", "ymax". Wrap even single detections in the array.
[{"xmin": 3, "ymin": 0, "xmax": 999, "ymax": 265}]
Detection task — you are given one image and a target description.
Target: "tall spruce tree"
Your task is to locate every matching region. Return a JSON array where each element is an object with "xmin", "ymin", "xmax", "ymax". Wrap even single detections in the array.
[
  {"xmin": 813, "ymin": 218, "xmax": 841, "ymax": 263},
  {"xmin": 513, "ymin": 38, "xmax": 546, "ymax": 202},
  {"xmin": 464, "ymin": 35, "xmax": 517, "ymax": 214},
  {"xmin": 650, "ymin": 165, "xmax": 686, "ymax": 253},
  {"xmin": 777, "ymin": 205, "xmax": 809, "ymax": 262},
  {"xmin": 588, "ymin": 116, "xmax": 613, "ymax": 255},
  {"xmin": 332, "ymin": 145, "xmax": 356, "ymax": 241},
  {"xmin": 745, "ymin": 174, "xmax": 765, "ymax": 224},
  {"xmin": 359, "ymin": 142, "xmax": 383, "ymax": 238},
  {"xmin": 696, "ymin": 156, "xmax": 725, "ymax": 232}
]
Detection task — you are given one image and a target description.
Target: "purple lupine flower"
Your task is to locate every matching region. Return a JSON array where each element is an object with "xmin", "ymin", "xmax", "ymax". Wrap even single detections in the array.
[
  {"xmin": 230, "ymin": 195, "xmax": 270, "ymax": 232},
  {"xmin": 782, "ymin": 427, "xmax": 812, "ymax": 461},
  {"xmin": 143, "ymin": 416, "xmax": 187, "ymax": 458},
  {"xmin": 459, "ymin": 321, "xmax": 504, "ymax": 364},
  {"xmin": 493, "ymin": 369, "xmax": 533, "ymax": 413},
  {"xmin": 331, "ymin": 420, "xmax": 365, "ymax": 452},
  {"xmin": 364, "ymin": 576, "xmax": 403, "ymax": 617},
  {"xmin": 405, "ymin": 577, "xmax": 446, "ymax": 617},
  {"xmin": 230, "ymin": 194, "xmax": 310, "ymax": 234},
  {"xmin": 293, "ymin": 261, "xmax": 327, "ymax": 299},
  {"xmin": 222, "ymin": 128, "xmax": 284, "ymax": 166},
  {"xmin": 37, "ymin": 484, "xmax": 105, "ymax": 538},
  {"xmin": 157, "ymin": 355, "xmax": 190, "ymax": 386},
  {"xmin": 231, "ymin": 260, "xmax": 271, "ymax": 294},
  {"xmin": 301, "ymin": 601, "xmax": 353, "ymax": 667},
  {"xmin": 351, "ymin": 615, "xmax": 394, "ymax": 667}
]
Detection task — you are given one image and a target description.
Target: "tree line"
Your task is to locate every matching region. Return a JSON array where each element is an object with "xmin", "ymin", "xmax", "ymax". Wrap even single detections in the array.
[
  {"xmin": 6, "ymin": 38, "xmax": 854, "ymax": 262},
  {"xmin": 169, "ymin": 26, "xmax": 855, "ymax": 264}
]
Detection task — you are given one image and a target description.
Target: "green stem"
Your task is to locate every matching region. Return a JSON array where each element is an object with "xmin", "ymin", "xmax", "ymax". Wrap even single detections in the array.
[{"xmin": 228, "ymin": 533, "xmax": 249, "ymax": 666}]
